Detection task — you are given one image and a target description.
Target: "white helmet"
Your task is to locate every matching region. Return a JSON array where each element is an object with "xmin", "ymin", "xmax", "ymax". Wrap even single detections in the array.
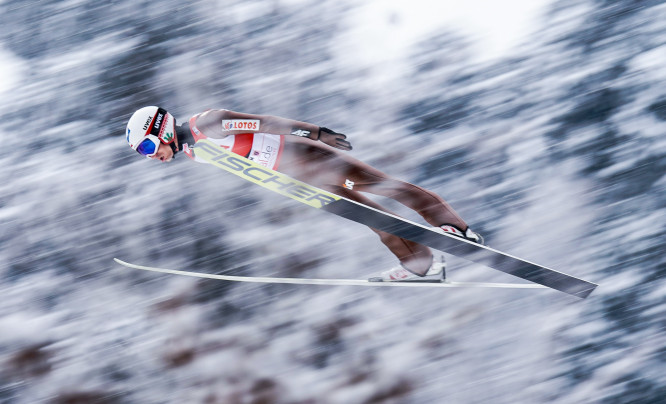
[{"xmin": 126, "ymin": 106, "xmax": 177, "ymax": 157}]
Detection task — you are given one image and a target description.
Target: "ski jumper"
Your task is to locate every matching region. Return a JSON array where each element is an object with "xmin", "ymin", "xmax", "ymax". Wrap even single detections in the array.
[{"xmin": 184, "ymin": 109, "xmax": 468, "ymax": 274}]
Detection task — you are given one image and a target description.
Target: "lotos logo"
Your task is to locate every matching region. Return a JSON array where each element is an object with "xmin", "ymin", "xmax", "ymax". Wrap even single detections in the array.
[{"xmin": 222, "ymin": 120, "xmax": 260, "ymax": 131}]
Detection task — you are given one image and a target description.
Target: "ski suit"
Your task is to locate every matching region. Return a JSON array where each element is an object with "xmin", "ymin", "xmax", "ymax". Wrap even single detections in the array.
[{"xmin": 180, "ymin": 109, "xmax": 468, "ymax": 274}]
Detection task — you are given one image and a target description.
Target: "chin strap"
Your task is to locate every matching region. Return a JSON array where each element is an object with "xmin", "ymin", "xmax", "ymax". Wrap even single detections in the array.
[{"xmin": 168, "ymin": 140, "xmax": 178, "ymax": 157}]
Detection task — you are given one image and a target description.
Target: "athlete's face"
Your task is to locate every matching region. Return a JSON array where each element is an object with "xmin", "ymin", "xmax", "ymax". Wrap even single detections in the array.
[{"xmin": 151, "ymin": 142, "xmax": 175, "ymax": 162}]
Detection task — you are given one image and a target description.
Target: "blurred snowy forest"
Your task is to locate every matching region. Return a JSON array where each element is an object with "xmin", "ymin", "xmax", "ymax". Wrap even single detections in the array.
[{"xmin": 0, "ymin": 0, "xmax": 664, "ymax": 403}]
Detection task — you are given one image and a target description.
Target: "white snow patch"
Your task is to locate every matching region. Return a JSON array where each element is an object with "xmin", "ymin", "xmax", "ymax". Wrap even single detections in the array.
[
  {"xmin": 340, "ymin": 0, "xmax": 554, "ymax": 68},
  {"xmin": 0, "ymin": 46, "xmax": 26, "ymax": 96},
  {"xmin": 629, "ymin": 45, "xmax": 666, "ymax": 80},
  {"xmin": 0, "ymin": 313, "xmax": 57, "ymax": 347}
]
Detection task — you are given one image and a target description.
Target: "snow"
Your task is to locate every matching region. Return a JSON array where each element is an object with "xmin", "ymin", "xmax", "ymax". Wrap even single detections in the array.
[
  {"xmin": 0, "ymin": 46, "xmax": 25, "ymax": 96},
  {"xmin": 344, "ymin": 0, "xmax": 554, "ymax": 65},
  {"xmin": 0, "ymin": 0, "xmax": 664, "ymax": 402}
]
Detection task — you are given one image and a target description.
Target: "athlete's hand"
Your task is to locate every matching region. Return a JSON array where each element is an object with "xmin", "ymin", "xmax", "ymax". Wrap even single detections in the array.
[{"xmin": 319, "ymin": 127, "xmax": 352, "ymax": 151}]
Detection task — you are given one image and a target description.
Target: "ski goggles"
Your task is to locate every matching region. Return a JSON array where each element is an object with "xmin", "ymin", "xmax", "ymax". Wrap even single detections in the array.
[
  {"xmin": 136, "ymin": 135, "xmax": 161, "ymax": 157},
  {"xmin": 136, "ymin": 107, "xmax": 170, "ymax": 157}
]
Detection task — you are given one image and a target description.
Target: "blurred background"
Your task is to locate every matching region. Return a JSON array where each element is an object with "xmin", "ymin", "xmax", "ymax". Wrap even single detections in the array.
[{"xmin": 0, "ymin": 0, "xmax": 664, "ymax": 403}]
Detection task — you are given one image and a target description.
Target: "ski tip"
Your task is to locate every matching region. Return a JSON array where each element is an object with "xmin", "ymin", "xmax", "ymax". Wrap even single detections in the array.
[
  {"xmin": 574, "ymin": 285, "xmax": 598, "ymax": 299},
  {"xmin": 113, "ymin": 258, "xmax": 133, "ymax": 267}
]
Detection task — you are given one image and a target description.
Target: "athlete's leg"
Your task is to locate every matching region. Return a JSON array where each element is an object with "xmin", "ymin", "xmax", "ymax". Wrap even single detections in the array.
[
  {"xmin": 278, "ymin": 138, "xmax": 433, "ymax": 274},
  {"xmin": 322, "ymin": 185, "xmax": 434, "ymax": 275},
  {"xmin": 349, "ymin": 169, "xmax": 468, "ymax": 230},
  {"xmin": 279, "ymin": 137, "xmax": 469, "ymax": 231}
]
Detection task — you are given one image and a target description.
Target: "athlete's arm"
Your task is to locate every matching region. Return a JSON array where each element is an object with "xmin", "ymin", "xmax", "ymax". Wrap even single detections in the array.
[{"xmin": 196, "ymin": 109, "xmax": 352, "ymax": 151}]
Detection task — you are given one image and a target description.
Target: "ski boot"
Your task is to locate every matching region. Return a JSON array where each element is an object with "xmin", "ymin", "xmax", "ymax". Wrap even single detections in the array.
[
  {"xmin": 369, "ymin": 257, "xmax": 446, "ymax": 282},
  {"xmin": 435, "ymin": 224, "xmax": 484, "ymax": 245}
]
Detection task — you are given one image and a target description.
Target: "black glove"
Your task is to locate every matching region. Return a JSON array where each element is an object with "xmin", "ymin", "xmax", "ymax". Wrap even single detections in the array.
[{"xmin": 318, "ymin": 127, "xmax": 352, "ymax": 151}]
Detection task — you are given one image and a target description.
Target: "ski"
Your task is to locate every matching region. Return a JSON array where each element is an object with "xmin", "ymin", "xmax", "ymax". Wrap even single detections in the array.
[
  {"xmin": 192, "ymin": 139, "xmax": 598, "ymax": 299},
  {"xmin": 114, "ymin": 259, "xmax": 548, "ymax": 289}
]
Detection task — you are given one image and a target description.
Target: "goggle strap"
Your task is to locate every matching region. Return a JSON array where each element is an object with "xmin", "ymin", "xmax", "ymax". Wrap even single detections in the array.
[{"xmin": 148, "ymin": 107, "xmax": 169, "ymax": 138}]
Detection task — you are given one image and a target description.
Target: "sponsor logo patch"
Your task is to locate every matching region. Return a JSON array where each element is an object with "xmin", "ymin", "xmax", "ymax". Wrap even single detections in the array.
[
  {"xmin": 343, "ymin": 179, "xmax": 355, "ymax": 190},
  {"xmin": 291, "ymin": 129, "xmax": 310, "ymax": 137},
  {"xmin": 183, "ymin": 143, "xmax": 193, "ymax": 158},
  {"xmin": 153, "ymin": 112, "xmax": 164, "ymax": 131},
  {"xmin": 222, "ymin": 119, "xmax": 260, "ymax": 131}
]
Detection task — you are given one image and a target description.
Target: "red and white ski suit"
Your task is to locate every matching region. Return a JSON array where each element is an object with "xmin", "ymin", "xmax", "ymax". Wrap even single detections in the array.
[{"xmin": 184, "ymin": 109, "xmax": 468, "ymax": 274}]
